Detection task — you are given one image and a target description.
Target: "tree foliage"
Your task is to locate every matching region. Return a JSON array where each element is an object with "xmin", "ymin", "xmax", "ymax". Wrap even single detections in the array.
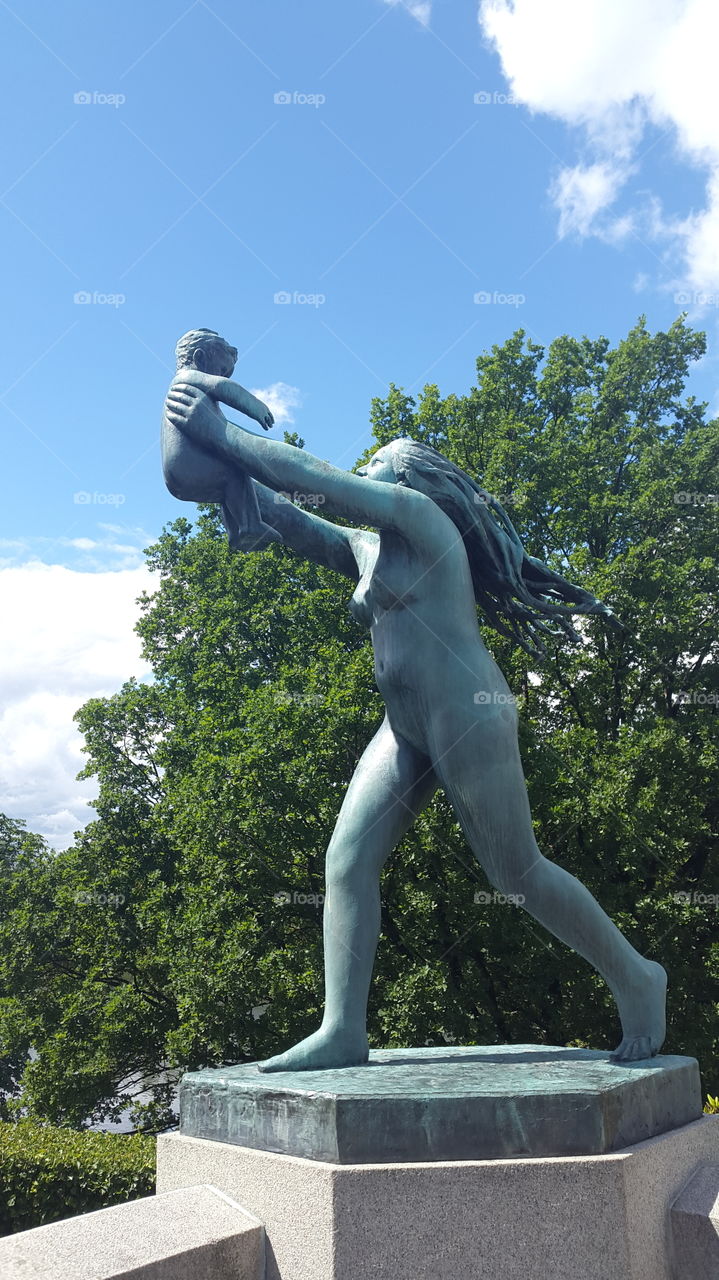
[{"xmin": 1, "ymin": 317, "xmax": 717, "ymax": 1126}]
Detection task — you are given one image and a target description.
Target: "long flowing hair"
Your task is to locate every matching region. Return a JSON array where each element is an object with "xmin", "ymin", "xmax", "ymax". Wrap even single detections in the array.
[{"xmin": 386, "ymin": 438, "xmax": 622, "ymax": 658}]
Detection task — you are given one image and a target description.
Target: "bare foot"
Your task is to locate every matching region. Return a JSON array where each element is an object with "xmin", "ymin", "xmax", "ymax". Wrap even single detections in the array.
[
  {"xmin": 611, "ymin": 959, "xmax": 667, "ymax": 1062},
  {"xmin": 258, "ymin": 1026, "xmax": 369, "ymax": 1073}
]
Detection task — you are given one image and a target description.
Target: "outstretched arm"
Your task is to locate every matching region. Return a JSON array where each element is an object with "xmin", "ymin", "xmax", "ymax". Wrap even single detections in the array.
[
  {"xmin": 211, "ymin": 377, "xmax": 274, "ymax": 431},
  {"xmin": 165, "ymin": 381, "xmax": 443, "ymax": 543},
  {"xmin": 170, "ymin": 370, "xmax": 273, "ymax": 429},
  {"xmin": 253, "ymin": 480, "xmax": 361, "ymax": 580}
]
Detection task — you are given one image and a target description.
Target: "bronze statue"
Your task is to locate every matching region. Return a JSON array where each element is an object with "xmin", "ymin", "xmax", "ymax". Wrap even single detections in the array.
[{"xmin": 164, "ymin": 361, "xmax": 667, "ymax": 1072}]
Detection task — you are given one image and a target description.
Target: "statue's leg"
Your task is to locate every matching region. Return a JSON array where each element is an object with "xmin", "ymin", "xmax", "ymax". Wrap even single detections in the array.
[
  {"xmin": 258, "ymin": 717, "xmax": 437, "ymax": 1072},
  {"xmin": 432, "ymin": 712, "xmax": 666, "ymax": 1061},
  {"xmin": 224, "ymin": 473, "xmax": 281, "ymax": 551}
]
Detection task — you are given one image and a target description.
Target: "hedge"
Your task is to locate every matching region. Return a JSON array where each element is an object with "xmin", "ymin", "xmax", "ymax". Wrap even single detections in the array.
[{"xmin": 0, "ymin": 1121, "xmax": 156, "ymax": 1236}]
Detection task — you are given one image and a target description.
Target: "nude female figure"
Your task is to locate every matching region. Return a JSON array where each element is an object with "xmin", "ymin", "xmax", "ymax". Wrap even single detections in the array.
[{"xmin": 164, "ymin": 372, "xmax": 668, "ymax": 1071}]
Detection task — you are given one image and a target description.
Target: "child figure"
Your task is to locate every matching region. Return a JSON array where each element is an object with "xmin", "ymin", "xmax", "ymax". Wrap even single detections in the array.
[{"xmin": 162, "ymin": 328, "xmax": 281, "ymax": 550}]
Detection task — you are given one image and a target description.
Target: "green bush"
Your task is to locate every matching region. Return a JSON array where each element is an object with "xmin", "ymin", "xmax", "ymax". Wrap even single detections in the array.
[{"xmin": 0, "ymin": 1121, "xmax": 156, "ymax": 1236}]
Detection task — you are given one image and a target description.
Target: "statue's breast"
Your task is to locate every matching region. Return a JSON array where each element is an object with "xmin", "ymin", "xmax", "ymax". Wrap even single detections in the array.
[
  {"xmin": 348, "ymin": 534, "xmax": 380, "ymax": 630},
  {"xmin": 348, "ymin": 579, "xmax": 373, "ymax": 629},
  {"xmin": 348, "ymin": 534, "xmax": 418, "ymax": 630}
]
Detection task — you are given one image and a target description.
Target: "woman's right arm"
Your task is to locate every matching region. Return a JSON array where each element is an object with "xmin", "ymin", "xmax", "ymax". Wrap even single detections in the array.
[{"xmin": 166, "ymin": 381, "xmax": 448, "ymax": 549}]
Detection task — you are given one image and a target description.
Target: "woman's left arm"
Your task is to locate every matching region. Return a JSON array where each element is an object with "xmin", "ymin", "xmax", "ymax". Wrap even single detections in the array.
[
  {"xmin": 165, "ymin": 381, "xmax": 442, "ymax": 544},
  {"xmin": 253, "ymin": 480, "xmax": 361, "ymax": 580}
]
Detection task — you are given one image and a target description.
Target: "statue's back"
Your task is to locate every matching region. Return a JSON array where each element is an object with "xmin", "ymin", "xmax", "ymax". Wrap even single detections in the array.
[{"xmin": 161, "ymin": 397, "xmax": 228, "ymax": 502}]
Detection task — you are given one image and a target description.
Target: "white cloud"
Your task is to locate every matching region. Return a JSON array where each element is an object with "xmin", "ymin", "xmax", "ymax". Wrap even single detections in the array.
[
  {"xmin": 552, "ymin": 161, "xmax": 630, "ymax": 238},
  {"xmin": 383, "ymin": 0, "xmax": 432, "ymax": 27},
  {"xmin": 0, "ymin": 562, "xmax": 155, "ymax": 849},
  {"xmin": 249, "ymin": 381, "xmax": 303, "ymax": 426},
  {"xmin": 479, "ymin": 0, "xmax": 719, "ymax": 294},
  {"xmin": 0, "ymin": 524, "xmax": 151, "ymax": 573},
  {"xmin": 679, "ymin": 169, "xmax": 719, "ymax": 290}
]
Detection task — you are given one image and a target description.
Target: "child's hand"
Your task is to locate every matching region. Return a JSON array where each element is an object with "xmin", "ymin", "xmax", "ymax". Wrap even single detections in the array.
[{"xmin": 253, "ymin": 399, "xmax": 274, "ymax": 431}]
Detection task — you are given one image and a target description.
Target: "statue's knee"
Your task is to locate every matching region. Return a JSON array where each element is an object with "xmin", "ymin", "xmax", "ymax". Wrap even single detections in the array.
[
  {"xmin": 487, "ymin": 868, "xmax": 522, "ymax": 899},
  {"xmin": 325, "ymin": 841, "xmax": 365, "ymax": 892},
  {"xmin": 486, "ymin": 849, "xmax": 544, "ymax": 900}
]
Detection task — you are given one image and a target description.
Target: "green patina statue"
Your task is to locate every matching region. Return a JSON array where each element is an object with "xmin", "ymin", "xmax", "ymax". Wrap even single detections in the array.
[
  {"xmin": 162, "ymin": 329, "xmax": 280, "ymax": 551},
  {"xmin": 163, "ymin": 355, "xmax": 667, "ymax": 1072}
]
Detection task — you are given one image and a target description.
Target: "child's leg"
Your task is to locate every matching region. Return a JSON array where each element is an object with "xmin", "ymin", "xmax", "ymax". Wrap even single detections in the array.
[{"xmin": 224, "ymin": 471, "xmax": 281, "ymax": 551}]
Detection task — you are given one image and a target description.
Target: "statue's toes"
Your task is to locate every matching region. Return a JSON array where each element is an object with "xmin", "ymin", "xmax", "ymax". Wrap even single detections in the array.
[
  {"xmin": 256, "ymin": 1053, "xmax": 291, "ymax": 1074},
  {"xmin": 610, "ymin": 1034, "xmax": 653, "ymax": 1063}
]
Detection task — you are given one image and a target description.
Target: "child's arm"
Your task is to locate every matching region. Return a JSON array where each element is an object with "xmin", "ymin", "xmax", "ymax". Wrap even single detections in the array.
[{"xmin": 172, "ymin": 371, "xmax": 273, "ymax": 430}]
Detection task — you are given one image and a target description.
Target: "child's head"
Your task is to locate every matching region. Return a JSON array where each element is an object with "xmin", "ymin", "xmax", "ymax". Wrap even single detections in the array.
[{"xmin": 175, "ymin": 329, "xmax": 238, "ymax": 378}]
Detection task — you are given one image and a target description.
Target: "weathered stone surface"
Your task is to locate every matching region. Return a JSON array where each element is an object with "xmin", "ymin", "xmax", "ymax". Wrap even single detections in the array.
[
  {"xmin": 158, "ymin": 1115, "xmax": 719, "ymax": 1280},
  {"xmin": 0, "ymin": 1184, "xmax": 264, "ymax": 1280},
  {"xmin": 670, "ymin": 1163, "xmax": 719, "ymax": 1278},
  {"xmin": 179, "ymin": 1043, "xmax": 702, "ymax": 1163}
]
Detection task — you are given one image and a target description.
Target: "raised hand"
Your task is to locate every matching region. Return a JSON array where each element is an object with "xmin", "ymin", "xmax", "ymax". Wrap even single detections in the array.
[
  {"xmin": 258, "ymin": 402, "xmax": 274, "ymax": 431},
  {"xmin": 165, "ymin": 383, "xmax": 219, "ymax": 440}
]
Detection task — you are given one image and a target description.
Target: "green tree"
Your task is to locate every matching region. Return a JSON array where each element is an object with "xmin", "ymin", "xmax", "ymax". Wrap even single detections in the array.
[
  {"xmin": 0, "ymin": 817, "xmax": 51, "ymax": 1117},
  {"xmin": 1, "ymin": 317, "xmax": 717, "ymax": 1126}
]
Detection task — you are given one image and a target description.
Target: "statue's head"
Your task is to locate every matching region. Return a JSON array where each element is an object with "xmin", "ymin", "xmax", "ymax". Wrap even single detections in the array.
[
  {"xmin": 356, "ymin": 438, "xmax": 458, "ymax": 493},
  {"xmin": 356, "ymin": 437, "xmax": 619, "ymax": 656},
  {"xmin": 175, "ymin": 329, "xmax": 238, "ymax": 377},
  {"xmin": 355, "ymin": 444, "xmax": 399, "ymax": 484}
]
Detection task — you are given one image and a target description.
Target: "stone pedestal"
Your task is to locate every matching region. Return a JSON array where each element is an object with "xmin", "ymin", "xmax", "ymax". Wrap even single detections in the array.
[
  {"xmin": 156, "ymin": 1045, "xmax": 714, "ymax": 1279},
  {"xmin": 670, "ymin": 1163, "xmax": 719, "ymax": 1277},
  {"xmin": 157, "ymin": 1117, "xmax": 719, "ymax": 1280},
  {"xmin": 0, "ymin": 1185, "xmax": 264, "ymax": 1280},
  {"xmin": 178, "ymin": 1045, "xmax": 702, "ymax": 1163}
]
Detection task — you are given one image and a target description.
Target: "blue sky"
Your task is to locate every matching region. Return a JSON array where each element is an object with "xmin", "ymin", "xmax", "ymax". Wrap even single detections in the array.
[{"xmin": 1, "ymin": 0, "xmax": 717, "ymax": 843}]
